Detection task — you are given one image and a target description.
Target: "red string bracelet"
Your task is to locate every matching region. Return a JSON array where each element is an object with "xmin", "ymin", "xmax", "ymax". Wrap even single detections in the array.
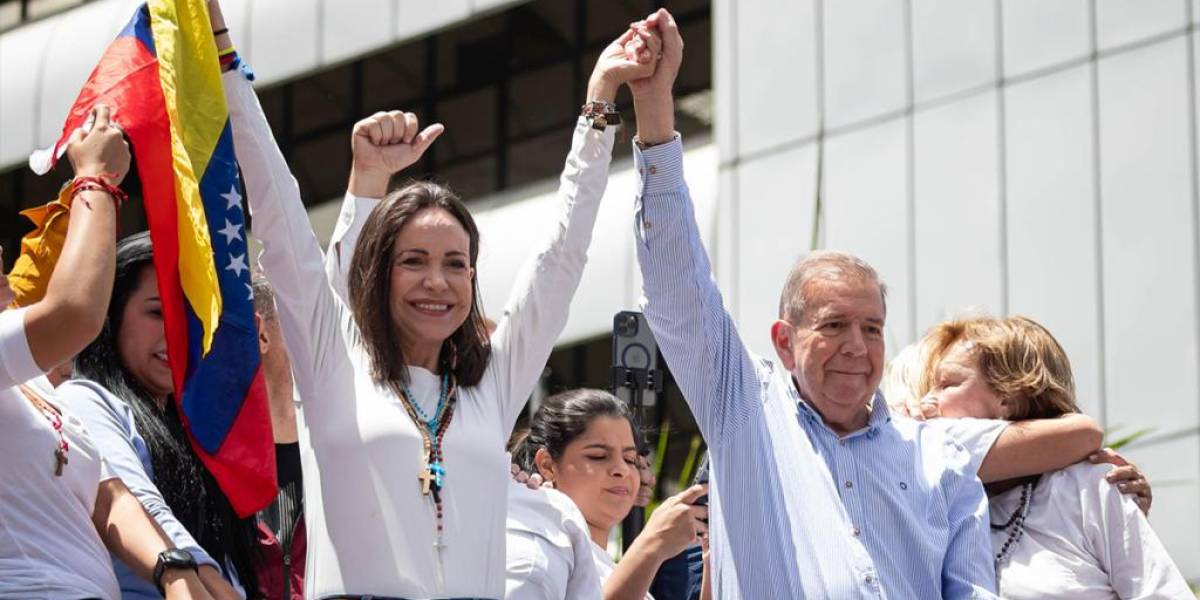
[{"xmin": 71, "ymin": 175, "xmax": 128, "ymax": 210}]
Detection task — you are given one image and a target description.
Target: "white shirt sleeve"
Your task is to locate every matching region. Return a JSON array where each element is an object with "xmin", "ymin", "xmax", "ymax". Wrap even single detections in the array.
[
  {"xmin": 1078, "ymin": 465, "xmax": 1193, "ymax": 599},
  {"xmin": 505, "ymin": 529, "xmax": 574, "ymax": 600},
  {"xmin": 325, "ymin": 191, "xmax": 379, "ymax": 303},
  {"xmin": 506, "ymin": 485, "xmax": 603, "ymax": 600},
  {"xmin": 928, "ymin": 417, "xmax": 1009, "ymax": 477},
  {"xmin": 0, "ymin": 308, "xmax": 43, "ymax": 389}
]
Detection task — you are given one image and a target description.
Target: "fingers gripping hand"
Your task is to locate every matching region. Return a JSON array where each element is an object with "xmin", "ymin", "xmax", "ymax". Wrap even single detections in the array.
[{"xmin": 67, "ymin": 104, "xmax": 131, "ymax": 185}]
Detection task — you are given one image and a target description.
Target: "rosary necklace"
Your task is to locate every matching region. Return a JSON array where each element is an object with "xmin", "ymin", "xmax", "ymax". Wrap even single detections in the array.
[
  {"xmin": 397, "ymin": 371, "xmax": 458, "ymax": 553},
  {"xmin": 21, "ymin": 385, "xmax": 69, "ymax": 476}
]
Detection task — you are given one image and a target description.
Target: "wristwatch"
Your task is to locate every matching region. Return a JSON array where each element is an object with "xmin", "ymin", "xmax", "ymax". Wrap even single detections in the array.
[
  {"xmin": 581, "ymin": 100, "xmax": 621, "ymax": 131},
  {"xmin": 154, "ymin": 549, "xmax": 198, "ymax": 594}
]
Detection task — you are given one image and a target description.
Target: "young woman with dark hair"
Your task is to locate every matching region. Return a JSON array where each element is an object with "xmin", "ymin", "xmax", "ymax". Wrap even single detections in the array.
[
  {"xmin": 209, "ymin": 0, "xmax": 664, "ymax": 596},
  {"xmin": 1, "ymin": 106, "xmax": 214, "ymax": 599},
  {"xmin": 60, "ymin": 230, "xmax": 254, "ymax": 600},
  {"xmin": 507, "ymin": 389, "xmax": 707, "ymax": 600}
]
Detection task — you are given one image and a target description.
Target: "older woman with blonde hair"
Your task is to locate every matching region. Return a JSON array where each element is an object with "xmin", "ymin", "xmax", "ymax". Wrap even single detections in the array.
[{"xmin": 905, "ymin": 315, "xmax": 1190, "ymax": 598}]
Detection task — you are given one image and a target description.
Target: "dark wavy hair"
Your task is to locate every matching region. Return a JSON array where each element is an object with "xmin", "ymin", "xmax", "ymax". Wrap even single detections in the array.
[
  {"xmin": 347, "ymin": 180, "xmax": 491, "ymax": 388},
  {"xmin": 73, "ymin": 231, "xmax": 259, "ymax": 595},
  {"xmin": 512, "ymin": 389, "xmax": 638, "ymax": 475}
]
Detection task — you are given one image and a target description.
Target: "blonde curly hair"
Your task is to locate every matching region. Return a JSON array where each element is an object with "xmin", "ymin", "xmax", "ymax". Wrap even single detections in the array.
[{"xmin": 917, "ymin": 316, "xmax": 1078, "ymax": 421}]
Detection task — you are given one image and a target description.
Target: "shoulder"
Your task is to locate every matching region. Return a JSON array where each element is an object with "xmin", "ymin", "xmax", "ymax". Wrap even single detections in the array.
[
  {"xmin": 57, "ymin": 379, "xmax": 135, "ymax": 427},
  {"xmin": 893, "ymin": 418, "xmax": 977, "ymax": 480},
  {"xmin": 507, "ymin": 483, "xmax": 588, "ymax": 549},
  {"xmin": 1054, "ymin": 461, "xmax": 1120, "ymax": 500}
]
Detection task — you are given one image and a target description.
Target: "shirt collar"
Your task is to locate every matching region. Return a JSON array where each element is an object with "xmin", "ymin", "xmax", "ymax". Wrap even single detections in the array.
[{"xmin": 792, "ymin": 380, "xmax": 891, "ymax": 440}]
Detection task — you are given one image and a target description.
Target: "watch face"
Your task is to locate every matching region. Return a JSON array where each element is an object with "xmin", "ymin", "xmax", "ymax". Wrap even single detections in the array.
[{"xmin": 161, "ymin": 548, "xmax": 196, "ymax": 566}]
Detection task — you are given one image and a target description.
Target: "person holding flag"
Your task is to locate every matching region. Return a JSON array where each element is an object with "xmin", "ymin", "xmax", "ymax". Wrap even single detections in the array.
[
  {"xmin": 1, "ymin": 105, "xmax": 214, "ymax": 600},
  {"xmin": 210, "ymin": 1, "xmax": 662, "ymax": 597},
  {"xmin": 29, "ymin": 0, "xmax": 274, "ymax": 598}
]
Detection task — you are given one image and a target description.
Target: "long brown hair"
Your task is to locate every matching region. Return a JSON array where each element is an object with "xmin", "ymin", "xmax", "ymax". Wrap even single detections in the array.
[{"xmin": 347, "ymin": 181, "xmax": 491, "ymax": 388}]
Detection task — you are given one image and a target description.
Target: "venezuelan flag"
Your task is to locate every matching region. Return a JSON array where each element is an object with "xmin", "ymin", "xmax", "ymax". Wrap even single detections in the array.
[{"xmin": 31, "ymin": 1, "xmax": 275, "ymax": 517}]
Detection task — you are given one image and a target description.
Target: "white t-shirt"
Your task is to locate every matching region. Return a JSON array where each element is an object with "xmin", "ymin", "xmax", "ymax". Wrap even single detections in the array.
[
  {"xmin": 990, "ymin": 462, "xmax": 1191, "ymax": 599},
  {"xmin": 0, "ymin": 307, "xmax": 121, "ymax": 599},
  {"xmin": 505, "ymin": 483, "xmax": 602, "ymax": 600},
  {"xmin": 589, "ymin": 544, "xmax": 655, "ymax": 600}
]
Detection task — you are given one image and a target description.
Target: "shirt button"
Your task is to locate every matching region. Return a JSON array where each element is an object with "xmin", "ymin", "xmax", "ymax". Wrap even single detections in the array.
[
  {"xmin": 839, "ymin": 439, "xmax": 847, "ymax": 446},
  {"xmin": 864, "ymin": 573, "xmax": 874, "ymax": 584},
  {"xmin": 648, "ymin": 165, "xmax": 658, "ymax": 175},
  {"xmin": 844, "ymin": 480, "xmax": 853, "ymax": 489},
  {"xmin": 851, "ymin": 526, "xmax": 860, "ymax": 537},
  {"xmin": 644, "ymin": 220, "xmax": 654, "ymax": 229}
]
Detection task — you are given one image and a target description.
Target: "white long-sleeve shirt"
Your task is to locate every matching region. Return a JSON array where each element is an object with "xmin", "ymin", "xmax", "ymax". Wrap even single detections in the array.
[
  {"xmin": 222, "ymin": 70, "xmax": 615, "ymax": 598},
  {"xmin": 991, "ymin": 462, "xmax": 1191, "ymax": 599},
  {"xmin": 504, "ymin": 483, "xmax": 603, "ymax": 600}
]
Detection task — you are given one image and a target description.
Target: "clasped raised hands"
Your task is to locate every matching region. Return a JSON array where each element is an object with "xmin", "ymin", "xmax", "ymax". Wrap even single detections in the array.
[{"xmin": 347, "ymin": 110, "xmax": 445, "ymax": 198}]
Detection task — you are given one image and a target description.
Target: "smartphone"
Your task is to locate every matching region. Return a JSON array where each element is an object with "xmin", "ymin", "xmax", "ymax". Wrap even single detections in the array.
[
  {"xmin": 611, "ymin": 310, "xmax": 660, "ymax": 409},
  {"xmin": 693, "ymin": 454, "xmax": 710, "ymax": 511}
]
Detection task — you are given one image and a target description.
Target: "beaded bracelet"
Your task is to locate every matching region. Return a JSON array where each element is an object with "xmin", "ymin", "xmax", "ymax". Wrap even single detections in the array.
[{"xmin": 71, "ymin": 175, "xmax": 128, "ymax": 210}]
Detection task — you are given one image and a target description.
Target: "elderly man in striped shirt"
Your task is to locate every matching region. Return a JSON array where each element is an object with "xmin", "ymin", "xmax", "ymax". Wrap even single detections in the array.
[{"xmin": 627, "ymin": 11, "xmax": 997, "ymax": 600}]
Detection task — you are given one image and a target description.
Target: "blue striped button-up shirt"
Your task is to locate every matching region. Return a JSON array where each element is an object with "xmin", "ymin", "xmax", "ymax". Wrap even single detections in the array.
[{"xmin": 632, "ymin": 137, "xmax": 997, "ymax": 599}]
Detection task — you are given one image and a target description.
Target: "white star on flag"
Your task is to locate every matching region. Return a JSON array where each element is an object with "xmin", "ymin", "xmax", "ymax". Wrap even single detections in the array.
[
  {"xmin": 217, "ymin": 219, "xmax": 243, "ymax": 245},
  {"xmin": 246, "ymin": 283, "xmax": 254, "ymax": 301},
  {"xmin": 226, "ymin": 253, "xmax": 249, "ymax": 278},
  {"xmin": 221, "ymin": 185, "xmax": 243, "ymax": 211}
]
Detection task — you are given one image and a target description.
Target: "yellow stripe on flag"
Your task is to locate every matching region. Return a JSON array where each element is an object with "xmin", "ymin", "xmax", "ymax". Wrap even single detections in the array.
[{"xmin": 149, "ymin": 0, "xmax": 226, "ymax": 353}]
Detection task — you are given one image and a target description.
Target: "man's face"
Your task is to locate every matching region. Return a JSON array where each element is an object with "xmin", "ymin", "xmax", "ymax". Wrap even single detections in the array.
[{"xmin": 777, "ymin": 278, "xmax": 886, "ymax": 429}]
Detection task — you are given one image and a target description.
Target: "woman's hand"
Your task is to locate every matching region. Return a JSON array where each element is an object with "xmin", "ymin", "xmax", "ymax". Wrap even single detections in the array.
[
  {"xmin": 905, "ymin": 391, "xmax": 942, "ymax": 421},
  {"xmin": 1090, "ymin": 447, "xmax": 1153, "ymax": 514},
  {"xmin": 66, "ymin": 104, "xmax": 130, "ymax": 185},
  {"xmin": 586, "ymin": 24, "xmax": 663, "ymax": 103},
  {"xmin": 636, "ymin": 483, "xmax": 708, "ymax": 562},
  {"xmin": 346, "ymin": 111, "xmax": 445, "ymax": 198}
]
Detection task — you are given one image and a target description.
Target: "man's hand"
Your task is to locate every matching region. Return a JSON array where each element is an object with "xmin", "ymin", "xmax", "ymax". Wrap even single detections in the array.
[
  {"xmin": 1089, "ymin": 447, "xmax": 1153, "ymax": 515},
  {"xmin": 634, "ymin": 454, "xmax": 656, "ymax": 508},
  {"xmin": 66, "ymin": 105, "xmax": 130, "ymax": 185},
  {"xmin": 586, "ymin": 25, "xmax": 662, "ymax": 103},
  {"xmin": 629, "ymin": 9, "xmax": 683, "ymax": 146},
  {"xmin": 347, "ymin": 111, "xmax": 444, "ymax": 198}
]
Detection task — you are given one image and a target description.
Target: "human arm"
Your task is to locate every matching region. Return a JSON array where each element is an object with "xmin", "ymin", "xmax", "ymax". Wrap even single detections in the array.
[
  {"xmin": 325, "ymin": 111, "xmax": 444, "ymax": 300},
  {"xmin": 92, "ymin": 477, "xmax": 216, "ymax": 600},
  {"xmin": 976, "ymin": 413, "xmax": 1103, "ymax": 483},
  {"xmin": 58, "ymin": 382, "xmax": 222, "ymax": 573},
  {"xmin": 22, "ymin": 105, "xmax": 127, "ymax": 372},
  {"xmin": 629, "ymin": 14, "xmax": 760, "ymax": 445},
  {"xmin": 603, "ymin": 484, "xmax": 707, "ymax": 600},
  {"xmin": 488, "ymin": 28, "xmax": 658, "ymax": 427}
]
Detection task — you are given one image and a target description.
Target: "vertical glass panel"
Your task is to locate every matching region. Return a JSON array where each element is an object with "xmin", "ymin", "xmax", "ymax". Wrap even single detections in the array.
[
  {"xmin": 735, "ymin": 0, "xmax": 818, "ymax": 157},
  {"xmin": 1098, "ymin": 38, "xmax": 1200, "ymax": 432},
  {"xmin": 912, "ymin": 0, "xmax": 996, "ymax": 103},
  {"xmin": 1096, "ymin": 0, "xmax": 1185, "ymax": 51},
  {"xmin": 913, "ymin": 91, "xmax": 1003, "ymax": 331},
  {"xmin": 823, "ymin": 0, "xmax": 907, "ymax": 129},
  {"xmin": 1001, "ymin": 0, "xmax": 1090, "ymax": 77},
  {"xmin": 736, "ymin": 143, "xmax": 817, "ymax": 356},
  {"xmin": 825, "ymin": 119, "xmax": 914, "ymax": 350},
  {"xmin": 1004, "ymin": 65, "xmax": 1103, "ymax": 418}
]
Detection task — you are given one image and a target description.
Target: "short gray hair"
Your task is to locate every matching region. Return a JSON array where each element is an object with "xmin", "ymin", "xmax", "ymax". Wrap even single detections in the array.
[
  {"xmin": 778, "ymin": 250, "xmax": 887, "ymax": 322},
  {"xmin": 251, "ymin": 273, "xmax": 276, "ymax": 321}
]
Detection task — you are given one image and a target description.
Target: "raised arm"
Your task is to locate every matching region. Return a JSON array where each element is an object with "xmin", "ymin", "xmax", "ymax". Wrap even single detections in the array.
[
  {"xmin": 213, "ymin": 5, "xmax": 347, "ymax": 393},
  {"xmin": 21, "ymin": 105, "xmax": 126, "ymax": 371},
  {"xmin": 326, "ymin": 111, "xmax": 444, "ymax": 300},
  {"xmin": 630, "ymin": 11, "xmax": 760, "ymax": 446},
  {"xmin": 488, "ymin": 27, "xmax": 659, "ymax": 428}
]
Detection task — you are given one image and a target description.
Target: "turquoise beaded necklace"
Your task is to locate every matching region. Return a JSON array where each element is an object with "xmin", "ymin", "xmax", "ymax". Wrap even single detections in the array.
[{"xmin": 397, "ymin": 371, "xmax": 458, "ymax": 551}]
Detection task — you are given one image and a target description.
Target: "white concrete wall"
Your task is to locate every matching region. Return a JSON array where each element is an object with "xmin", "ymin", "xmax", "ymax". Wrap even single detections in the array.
[{"xmin": 716, "ymin": 0, "xmax": 1200, "ymax": 583}]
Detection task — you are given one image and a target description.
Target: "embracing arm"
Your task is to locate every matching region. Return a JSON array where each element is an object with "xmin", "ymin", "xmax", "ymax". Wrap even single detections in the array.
[{"xmin": 977, "ymin": 413, "xmax": 1103, "ymax": 483}]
